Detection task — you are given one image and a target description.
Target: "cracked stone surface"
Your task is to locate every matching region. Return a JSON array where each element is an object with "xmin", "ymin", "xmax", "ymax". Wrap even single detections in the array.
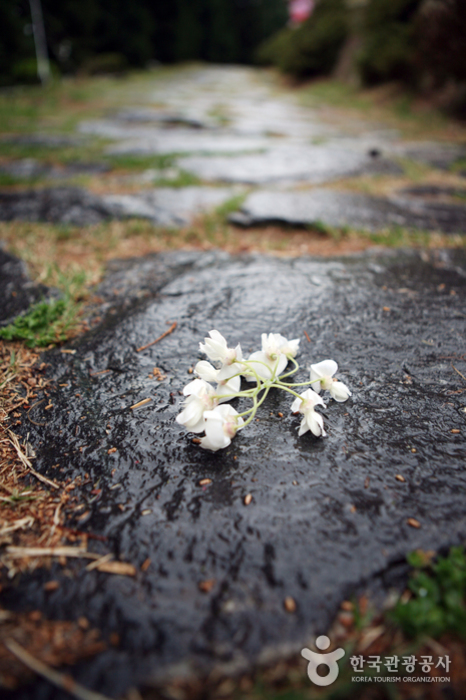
[
  {"xmin": 8, "ymin": 248, "xmax": 466, "ymax": 698},
  {"xmin": 229, "ymin": 188, "xmax": 466, "ymax": 233}
]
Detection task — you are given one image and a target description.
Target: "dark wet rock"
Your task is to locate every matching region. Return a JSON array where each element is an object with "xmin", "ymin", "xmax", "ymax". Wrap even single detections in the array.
[
  {"xmin": 113, "ymin": 109, "xmax": 213, "ymax": 130},
  {"xmin": 0, "ymin": 134, "xmax": 84, "ymax": 148},
  {"xmin": 229, "ymin": 188, "xmax": 466, "ymax": 233},
  {"xmin": 0, "ymin": 247, "xmax": 58, "ymax": 326},
  {"xmin": 0, "ymin": 186, "xmax": 240, "ymax": 227},
  {"xmin": 0, "ymin": 158, "xmax": 110, "ymax": 181},
  {"xmin": 8, "ymin": 248, "xmax": 466, "ymax": 697},
  {"xmin": 179, "ymin": 146, "xmax": 401, "ymax": 185},
  {"xmin": 399, "ymin": 184, "xmax": 466, "ymax": 200},
  {"xmin": 399, "ymin": 142, "xmax": 466, "ymax": 171},
  {"xmin": 102, "ymin": 187, "xmax": 240, "ymax": 226},
  {"xmin": 0, "ymin": 187, "xmax": 112, "ymax": 226}
]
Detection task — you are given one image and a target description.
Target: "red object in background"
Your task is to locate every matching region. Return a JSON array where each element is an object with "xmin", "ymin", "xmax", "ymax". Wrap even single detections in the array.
[{"xmin": 289, "ymin": 0, "xmax": 314, "ymax": 25}]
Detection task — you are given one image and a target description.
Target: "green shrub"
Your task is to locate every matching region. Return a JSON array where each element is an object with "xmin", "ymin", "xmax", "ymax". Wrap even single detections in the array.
[
  {"xmin": 358, "ymin": 0, "xmax": 422, "ymax": 86},
  {"xmin": 80, "ymin": 52, "xmax": 128, "ymax": 76},
  {"xmin": 256, "ymin": 0, "xmax": 349, "ymax": 79}
]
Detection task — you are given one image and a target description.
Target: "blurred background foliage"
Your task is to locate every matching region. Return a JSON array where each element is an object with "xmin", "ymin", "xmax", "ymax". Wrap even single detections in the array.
[
  {"xmin": 1, "ymin": 0, "xmax": 466, "ymax": 116},
  {"xmin": 0, "ymin": 0, "xmax": 288, "ymax": 83}
]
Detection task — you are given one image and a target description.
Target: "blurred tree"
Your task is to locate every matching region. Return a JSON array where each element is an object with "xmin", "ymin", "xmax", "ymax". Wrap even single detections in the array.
[
  {"xmin": 256, "ymin": 0, "xmax": 348, "ymax": 79},
  {"xmin": 357, "ymin": 0, "xmax": 422, "ymax": 85},
  {"xmin": 0, "ymin": 0, "xmax": 289, "ymax": 84}
]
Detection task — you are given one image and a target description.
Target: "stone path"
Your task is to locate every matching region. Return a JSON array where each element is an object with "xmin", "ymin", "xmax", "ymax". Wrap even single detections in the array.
[
  {"xmin": 2, "ymin": 67, "xmax": 466, "ymax": 698},
  {"xmin": 1, "ymin": 65, "xmax": 466, "ymax": 230}
]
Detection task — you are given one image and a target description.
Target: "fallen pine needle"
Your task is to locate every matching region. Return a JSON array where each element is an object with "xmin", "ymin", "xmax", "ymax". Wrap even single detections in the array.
[
  {"xmin": 8, "ymin": 431, "xmax": 59, "ymax": 490},
  {"xmin": 0, "ymin": 516, "xmax": 35, "ymax": 537},
  {"xmin": 130, "ymin": 398, "xmax": 152, "ymax": 410},
  {"xmin": 452, "ymin": 364, "xmax": 466, "ymax": 384},
  {"xmin": 92, "ymin": 560, "xmax": 137, "ymax": 576},
  {"xmin": 90, "ymin": 369, "xmax": 112, "ymax": 377},
  {"xmin": 136, "ymin": 321, "xmax": 177, "ymax": 353},
  {"xmin": 6, "ymin": 546, "xmax": 101, "ymax": 560},
  {"xmin": 304, "ymin": 330, "xmax": 311, "ymax": 343},
  {"xmin": 5, "ymin": 638, "xmax": 113, "ymax": 700},
  {"xmin": 85, "ymin": 553, "xmax": 113, "ymax": 572}
]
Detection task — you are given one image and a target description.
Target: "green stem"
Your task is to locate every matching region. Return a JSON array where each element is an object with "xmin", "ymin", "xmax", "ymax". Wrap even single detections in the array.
[
  {"xmin": 239, "ymin": 386, "xmax": 271, "ymax": 429},
  {"xmin": 275, "ymin": 384, "xmax": 305, "ymax": 401},
  {"xmin": 278, "ymin": 356, "xmax": 300, "ymax": 380}
]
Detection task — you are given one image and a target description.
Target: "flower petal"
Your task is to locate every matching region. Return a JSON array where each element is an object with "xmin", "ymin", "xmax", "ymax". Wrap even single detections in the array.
[
  {"xmin": 329, "ymin": 380, "xmax": 352, "ymax": 402},
  {"xmin": 310, "ymin": 359, "xmax": 338, "ymax": 378}
]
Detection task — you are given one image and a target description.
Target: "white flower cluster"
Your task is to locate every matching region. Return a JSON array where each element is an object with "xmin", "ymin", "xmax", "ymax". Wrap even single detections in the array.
[{"xmin": 176, "ymin": 330, "xmax": 351, "ymax": 452}]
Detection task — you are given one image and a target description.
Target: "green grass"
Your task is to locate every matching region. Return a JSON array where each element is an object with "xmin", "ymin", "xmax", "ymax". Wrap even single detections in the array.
[
  {"xmin": 300, "ymin": 80, "xmax": 371, "ymax": 111},
  {"xmin": 0, "ymin": 297, "xmax": 78, "ymax": 347},
  {"xmin": 0, "ymin": 265, "xmax": 90, "ymax": 348},
  {"xmin": 391, "ymin": 546, "xmax": 466, "ymax": 640}
]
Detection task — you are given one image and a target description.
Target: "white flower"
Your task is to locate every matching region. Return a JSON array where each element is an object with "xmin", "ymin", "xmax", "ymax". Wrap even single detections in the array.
[
  {"xmin": 176, "ymin": 379, "xmax": 217, "ymax": 433},
  {"xmin": 246, "ymin": 332, "xmax": 299, "ymax": 382},
  {"xmin": 262, "ymin": 333, "xmax": 300, "ymax": 360},
  {"xmin": 200, "ymin": 405, "xmax": 244, "ymax": 452},
  {"xmin": 199, "ymin": 330, "xmax": 242, "ymax": 366},
  {"xmin": 310, "ymin": 359, "xmax": 352, "ymax": 403},
  {"xmin": 291, "ymin": 388, "xmax": 327, "ymax": 437},
  {"xmin": 195, "ymin": 360, "xmax": 241, "ymax": 402}
]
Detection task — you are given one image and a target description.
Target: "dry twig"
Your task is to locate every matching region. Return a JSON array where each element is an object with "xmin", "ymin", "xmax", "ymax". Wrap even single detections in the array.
[
  {"xmin": 5, "ymin": 639, "xmax": 113, "ymax": 700},
  {"xmin": 136, "ymin": 321, "xmax": 177, "ymax": 353}
]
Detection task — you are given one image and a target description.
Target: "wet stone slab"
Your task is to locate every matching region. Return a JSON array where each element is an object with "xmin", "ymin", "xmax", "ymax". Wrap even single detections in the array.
[
  {"xmin": 0, "ymin": 158, "xmax": 110, "ymax": 181},
  {"xmin": 229, "ymin": 188, "xmax": 466, "ymax": 233},
  {"xmin": 8, "ymin": 249, "xmax": 466, "ymax": 697},
  {"xmin": 0, "ymin": 186, "xmax": 239, "ymax": 227},
  {"xmin": 0, "ymin": 187, "xmax": 113, "ymax": 226},
  {"xmin": 178, "ymin": 146, "xmax": 401, "ymax": 185},
  {"xmin": 103, "ymin": 187, "xmax": 240, "ymax": 227},
  {"xmin": 79, "ymin": 120, "xmax": 271, "ymax": 156}
]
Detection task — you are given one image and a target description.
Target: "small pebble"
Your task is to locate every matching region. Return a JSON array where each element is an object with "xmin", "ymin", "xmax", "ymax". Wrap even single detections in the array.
[
  {"xmin": 44, "ymin": 581, "xmax": 60, "ymax": 592},
  {"xmin": 407, "ymin": 518, "xmax": 421, "ymax": 528},
  {"xmin": 199, "ymin": 579, "xmax": 216, "ymax": 593}
]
